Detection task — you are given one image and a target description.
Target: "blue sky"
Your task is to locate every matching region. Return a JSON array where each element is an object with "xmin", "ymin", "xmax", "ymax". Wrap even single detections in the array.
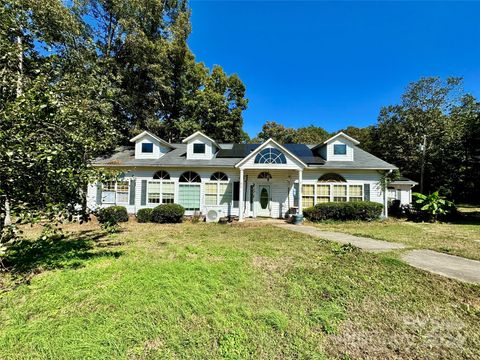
[{"xmin": 188, "ymin": 1, "xmax": 480, "ymax": 137}]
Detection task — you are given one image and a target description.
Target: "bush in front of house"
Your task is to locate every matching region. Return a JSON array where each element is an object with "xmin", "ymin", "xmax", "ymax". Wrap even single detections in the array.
[
  {"xmin": 97, "ymin": 206, "xmax": 129, "ymax": 224},
  {"xmin": 136, "ymin": 208, "xmax": 153, "ymax": 223},
  {"xmin": 151, "ymin": 204, "xmax": 185, "ymax": 223},
  {"xmin": 303, "ymin": 201, "xmax": 383, "ymax": 221}
]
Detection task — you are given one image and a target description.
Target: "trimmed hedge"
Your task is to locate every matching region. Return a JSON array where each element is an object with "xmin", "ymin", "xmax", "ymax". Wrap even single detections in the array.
[
  {"xmin": 136, "ymin": 208, "xmax": 153, "ymax": 223},
  {"xmin": 303, "ymin": 201, "xmax": 383, "ymax": 221},
  {"xmin": 151, "ymin": 204, "xmax": 185, "ymax": 224},
  {"xmin": 97, "ymin": 206, "xmax": 129, "ymax": 224}
]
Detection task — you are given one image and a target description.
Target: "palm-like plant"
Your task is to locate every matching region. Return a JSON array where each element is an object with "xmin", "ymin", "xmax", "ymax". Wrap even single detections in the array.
[{"xmin": 412, "ymin": 191, "xmax": 455, "ymax": 222}]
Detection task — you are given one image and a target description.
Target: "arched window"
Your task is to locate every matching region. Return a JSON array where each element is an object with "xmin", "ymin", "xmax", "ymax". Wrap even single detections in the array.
[
  {"xmin": 148, "ymin": 170, "xmax": 174, "ymax": 204},
  {"xmin": 258, "ymin": 172, "xmax": 272, "ymax": 180},
  {"xmin": 153, "ymin": 170, "xmax": 170, "ymax": 180},
  {"xmin": 206, "ymin": 172, "xmax": 231, "ymax": 206},
  {"xmin": 179, "ymin": 171, "xmax": 201, "ymax": 183},
  {"xmin": 210, "ymin": 172, "xmax": 228, "ymax": 181},
  {"xmin": 178, "ymin": 171, "xmax": 201, "ymax": 210},
  {"xmin": 318, "ymin": 173, "xmax": 346, "ymax": 183},
  {"xmin": 254, "ymin": 148, "xmax": 287, "ymax": 164}
]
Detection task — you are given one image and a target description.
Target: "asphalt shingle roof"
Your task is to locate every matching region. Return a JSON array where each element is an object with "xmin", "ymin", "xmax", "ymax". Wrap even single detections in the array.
[{"xmin": 93, "ymin": 143, "xmax": 396, "ymax": 170}]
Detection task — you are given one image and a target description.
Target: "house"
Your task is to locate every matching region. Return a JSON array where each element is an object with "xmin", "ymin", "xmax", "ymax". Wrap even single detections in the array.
[{"xmin": 88, "ymin": 130, "xmax": 416, "ymax": 220}]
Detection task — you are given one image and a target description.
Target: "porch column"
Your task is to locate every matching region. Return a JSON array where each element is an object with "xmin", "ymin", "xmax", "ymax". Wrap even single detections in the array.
[
  {"xmin": 298, "ymin": 170, "xmax": 303, "ymax": 215},
  {"xmin": 239, "ymin": 168, "xmax": 245, "ymax": 221}
]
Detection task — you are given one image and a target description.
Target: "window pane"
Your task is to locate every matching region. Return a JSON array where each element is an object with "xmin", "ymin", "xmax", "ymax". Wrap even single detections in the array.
[
  {"xmin": 103, "ymin": 181, "xmax": 115, "ymax": 191},
  {"xmin": 334, "ymin": 144, "xmax": 347, "ymax": 155},
  {"xmin": 349, "ymin": 197, "xmax": 363, "ymax": 202},
  {"xmin": 302, "ymin": 196, "xmax": 314, "ymax": 208},
  {"xmin": 333, "ymin": 185, "xmax": 347, "ymax": 196},
  {"xmin": 148, "ymin": 193, "xmax": 161, "ymax": 203},
  {"xmin": 162, "ymin": 193, "xmax": 174, "ymax": 204},
  {"xmin": 117, "ymin": 181, "xmax": 129, "ymax": 192},
  {"xmin": 317, "ymin": 196, "xmax": 330, "ymax": 203},
  {"xmin": 205, "ymin": 182, "xmax": 217, "ymax": 194},
  {"xmin": 333, "ymin": 197, "xmax": 347, "ymax": 202},
  {"xmin": 117, "ymin": 192, "xmax": 128, "ymax": 203},
  {"xmin": 142, "ymin": 143, "xmax": 153, "ymax": 153},
  {"xmin": 148, "ymin": 182, "xmax": 161, "ymax": 193},
  {"xmin": 102, "ymin": 191, "xmax": 115, "ymax": 203},
  {"xmin": 349, "ymin": 185, "xmax": 363, "ymax": 197},
  {"xmin": 205, "ymin": 194, "xmax": 217, "ymax": 206},
  {"xmin": 302, "ymin": 184, "xmax": 314, "ymax": 196},
  {"xmin": 219, "ymin": 183, "xmax": 232, "ymax": 204},
  {"xmin": 193, "ymin": 143, "xmax": 205, "ymax": 153},
  {"xmin": 162, "ymin": 182, "xmax": 174, "ymax": 193},
  {"xmin": 317, "ymin": 184, "xmax": 330, "ymax": 196},
  {"xmin": 179, "ymin": 184, "xmax": 200, "ymax": 210}
]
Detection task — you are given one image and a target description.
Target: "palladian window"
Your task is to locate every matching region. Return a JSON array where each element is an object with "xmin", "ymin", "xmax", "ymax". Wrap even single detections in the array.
[{"xmin": 254, "ymin": 148, "xmax": 287, "ymax": 164}]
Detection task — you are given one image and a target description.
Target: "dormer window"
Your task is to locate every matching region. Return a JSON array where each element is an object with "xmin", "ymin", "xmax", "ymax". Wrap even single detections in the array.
[
  {"xmin": 142, "ymin": 143, "xmax": 153, "ymax": 153},
  {"xmin": 333, "ymin": 144, "xmax": 347, "ymax": 155},
  {"xmin": 193, "ymin": 143, "xmax": 205, "ymax": 154}
]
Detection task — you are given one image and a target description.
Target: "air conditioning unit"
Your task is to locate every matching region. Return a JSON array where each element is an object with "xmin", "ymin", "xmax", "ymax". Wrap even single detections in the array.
[{"xmin": 205, "ymin": 207, "xmax": 225, "ymax": 223}]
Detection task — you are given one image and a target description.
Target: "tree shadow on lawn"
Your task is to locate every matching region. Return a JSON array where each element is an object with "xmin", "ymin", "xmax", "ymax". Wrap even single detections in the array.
[{"xmin": 1, "ymin": 229, "xmax": 123, "ymax": 287}]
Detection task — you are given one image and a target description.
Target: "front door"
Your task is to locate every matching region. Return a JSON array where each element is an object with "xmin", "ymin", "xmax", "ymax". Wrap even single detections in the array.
[{"xmin": 258, "ymin": 185, "xmax": 271, "ymax": 217}]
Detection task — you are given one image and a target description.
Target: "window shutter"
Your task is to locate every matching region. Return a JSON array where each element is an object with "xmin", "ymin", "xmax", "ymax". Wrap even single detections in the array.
[
  {"xmin": 363, "ymin": 183, "xmax": 370, "ymax": 201},
  {"xmin": 129, "ymin": 179, "xmax": 136, "ymax": 205},
  {"xmin": 141, "ymin": 180, "xmax": 147, "ymax": 206},
  {"xmin": 96, "ymin": 183, "xmax": 102, "ymax": 205}
]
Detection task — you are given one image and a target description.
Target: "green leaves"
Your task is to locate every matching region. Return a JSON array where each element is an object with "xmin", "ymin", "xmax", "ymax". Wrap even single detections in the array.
[{"xmin": 412, "ymin": 191, "xmax": 455, "ymax": 221}]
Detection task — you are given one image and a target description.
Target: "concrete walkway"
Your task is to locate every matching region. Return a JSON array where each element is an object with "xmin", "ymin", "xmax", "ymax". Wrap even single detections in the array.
[{"xmin": 276, "ymin": 224, "xmax": 480, "ymax": 285}]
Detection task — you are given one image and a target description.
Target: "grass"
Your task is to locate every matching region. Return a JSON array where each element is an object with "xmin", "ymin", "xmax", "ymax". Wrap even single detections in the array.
[
  {"xmin": 0, "ymin": 220, "xmax": 479, "ymax": 359},
  {"xmin": 311, "ymin": 219, "xmax": 480, "ymax": 261}
]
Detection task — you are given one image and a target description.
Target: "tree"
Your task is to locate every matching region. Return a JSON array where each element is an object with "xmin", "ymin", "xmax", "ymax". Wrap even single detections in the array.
[
  {"xmin": 341, "ymin": 126, "xmax": 376, "ymax": 153},
  {"xmin": 0, "ymin": 1, "xmax": 119, "ymax": 247},
  {"xmin": 86, "ymin": 0, "xmax": 248, "ymax": 142},
  {"xmin": 253, "ymin": 121, "xmax": 296, "ymax": 143},
  {"xmin": 374, "ymin": 77, "xmax": 470, "ymax": 199},
  {"xmin": 292, "ymin": 125, "xmax": 329, "ymax": 144}
]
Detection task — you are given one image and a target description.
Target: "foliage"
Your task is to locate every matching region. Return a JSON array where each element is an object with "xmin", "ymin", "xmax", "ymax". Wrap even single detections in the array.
[
  {"xmin": 412, "ymin": 191, "xmax": 455, "ymax": 222},
  {"xmin": 374, "ymin": 77, "xmax": 480, "ymax": 203},
  {"xmin": 151, "ymin": 204, "xmax": 185, "ymax": 223},
  {"xmin": 96, "ymin": 206, "xmax": 128, "ymax": 231},
  {"xmin": 252, "ymin": 121, "xmax": 329, "ymax": 144},
  {"xmin": 303, "ymin": 201, "xmax": 383, "ymax": 221},
  {"xmin": 136, "ymin": 208, "xmax": 153, "ymax": 223},
  {"xmin": 86, "ymin": 0, "xmax": 248, "ymax": 142}
]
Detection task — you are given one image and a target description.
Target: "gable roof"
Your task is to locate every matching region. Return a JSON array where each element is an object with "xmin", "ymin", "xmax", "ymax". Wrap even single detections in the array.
[
  {"xmin": 323, "ymin": 132, "xmax": 360, "ymax": 145},
  {"xmin": 234, "ymin": 138, "xmax": 308, "ymax": 168},
  {"xmin": 129, "ymin": 131, "xmax": 173, "ymax": 148},
  {"xmin": 182, "ymin": 131, "xmax": 220, "ymax": 148}
]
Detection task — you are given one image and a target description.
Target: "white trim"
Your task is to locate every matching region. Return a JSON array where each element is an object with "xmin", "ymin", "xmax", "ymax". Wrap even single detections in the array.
[
  {"xmin": 235, "ymin": 138, "xmax": 307, "ymax": 169},
  {"xmin": 129, "ymin": 131, "xmax": 173, "ymax": 148},
  {"xmin": 182, "ymin": 131, "xmax": 220, "ymax": 148},
  {"xmin": 323, "ymin": 132, "xmax": 360, "ymax": 145}
]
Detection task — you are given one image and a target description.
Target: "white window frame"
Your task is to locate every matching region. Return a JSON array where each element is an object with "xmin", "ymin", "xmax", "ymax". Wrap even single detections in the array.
[
  {"xmin": 102, "ymin": 180, "xmax": 129, "ymax": 205},
  {"xmin": 205, "ymin": 180, "xmax": 232, "ymax": 206},
  {"xmin": 300, "ymin": 182, "xmax": 364, "ymax": 208},
  {"xmin": 147, "ymin": 180, "xmax": 175, "ymax": 205}
]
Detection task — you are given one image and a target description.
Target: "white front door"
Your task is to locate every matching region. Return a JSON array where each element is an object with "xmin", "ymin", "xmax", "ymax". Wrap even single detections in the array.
[{"xmin": 257, "ymin": 185, "xmax": 271, "ymax": 217}]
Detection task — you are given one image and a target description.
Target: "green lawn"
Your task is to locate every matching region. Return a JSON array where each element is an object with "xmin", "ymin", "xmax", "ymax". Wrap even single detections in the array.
[
  {"xmin": 1, "ymin": 221, "xmax": 479, "ymax": 359},
  {"xmin": 311, "ymin": 219, "xmax": 480, "ymax": 261}
]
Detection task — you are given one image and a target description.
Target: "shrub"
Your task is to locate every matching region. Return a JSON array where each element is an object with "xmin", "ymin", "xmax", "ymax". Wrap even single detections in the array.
[
  {"xmin": 412, "ymin": 191, "xmax": 455, "ymax": 222},
  {"xmin": 136, "ymin": 208, "xmax": 153, "ymax": 223},
  {"xmin": 97, "ymin": 206, "xmax": 129, "ymax": 225},
  {"xmin": 151, "ymin": 204, "xmax": 185, "ymax": 224},
  {"xmin": 303, "ymin": 201, "xmax": 383, "ymax": 222}
]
